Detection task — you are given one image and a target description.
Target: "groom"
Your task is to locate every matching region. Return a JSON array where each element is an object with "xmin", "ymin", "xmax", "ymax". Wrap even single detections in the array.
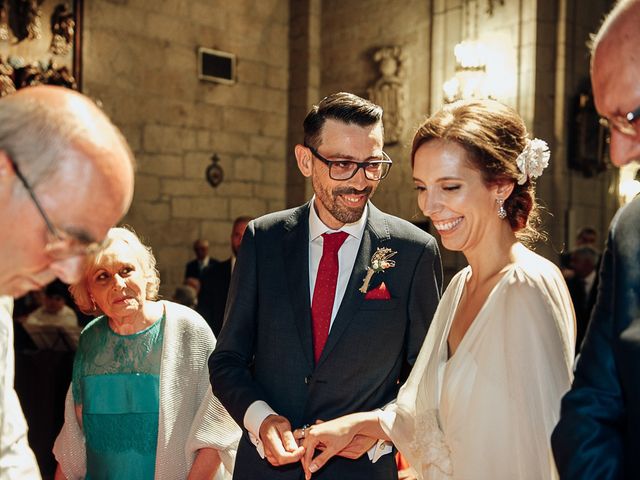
[{"xmin": 209, "ymin": 92, "xmax": 442, "ymax": 479}]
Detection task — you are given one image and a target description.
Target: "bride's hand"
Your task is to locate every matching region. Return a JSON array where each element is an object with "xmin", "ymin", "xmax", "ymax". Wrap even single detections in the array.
[
  {"xmin": 334, "ymin": 434, "xmax": 377, "ymax": 459},
  {"xmin": 300, "ymin": 415, "xmax": 361, "ymax": 479},
  {"xmin": 293, "ymin": 420, "xmax": 375, "ymax": 459}
]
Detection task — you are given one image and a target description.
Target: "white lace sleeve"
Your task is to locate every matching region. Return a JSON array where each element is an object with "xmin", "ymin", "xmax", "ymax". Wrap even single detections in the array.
[{"xmin": 52, "ymin": 387, "xmax": 86, "ymax": 480}]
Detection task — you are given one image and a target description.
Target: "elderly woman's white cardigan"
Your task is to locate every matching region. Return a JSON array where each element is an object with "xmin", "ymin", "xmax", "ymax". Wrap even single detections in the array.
[{"xmin": 53, "ymin": 301, "xmax": 240, "ymax": 479}]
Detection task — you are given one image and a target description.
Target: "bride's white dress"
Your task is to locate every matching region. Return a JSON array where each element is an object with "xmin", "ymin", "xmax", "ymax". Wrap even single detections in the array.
[{"xmin": 381, "ymin": 246, "xmax": 575, "ymax": 479}]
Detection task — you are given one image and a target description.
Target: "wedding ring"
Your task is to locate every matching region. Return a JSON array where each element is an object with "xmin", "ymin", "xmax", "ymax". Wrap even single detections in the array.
[{"xmin": 300, "ymin": 423, "xmax": 310, "ymax": 439}]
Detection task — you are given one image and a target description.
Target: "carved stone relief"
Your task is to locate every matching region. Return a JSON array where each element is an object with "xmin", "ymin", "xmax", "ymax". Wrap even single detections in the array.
[{"xmin": 367, "ymin": 46, "xmax": 409, "ymax": 145}]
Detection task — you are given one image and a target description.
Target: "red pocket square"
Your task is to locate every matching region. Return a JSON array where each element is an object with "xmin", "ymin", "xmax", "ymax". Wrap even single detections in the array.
[{"xmin": 365, "ymin": 282, "xmax": 391, "ymax": 300}]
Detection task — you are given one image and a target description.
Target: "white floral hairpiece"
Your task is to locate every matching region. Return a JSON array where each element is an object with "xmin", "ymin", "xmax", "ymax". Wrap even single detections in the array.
[{"xmin": 516, "ymin": 138, "xmax": 550, "ymax": 185}]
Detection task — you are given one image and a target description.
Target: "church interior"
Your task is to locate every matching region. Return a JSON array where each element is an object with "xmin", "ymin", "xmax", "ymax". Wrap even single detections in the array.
[{"xmin": 1, "ymin": 0, "xmax": 631, "ymax": 476}]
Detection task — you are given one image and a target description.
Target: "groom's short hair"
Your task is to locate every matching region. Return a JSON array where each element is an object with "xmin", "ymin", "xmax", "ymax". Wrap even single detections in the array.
[{"xmin": 303, "ymin": 92, "xmax": 383, "ymax": 148}]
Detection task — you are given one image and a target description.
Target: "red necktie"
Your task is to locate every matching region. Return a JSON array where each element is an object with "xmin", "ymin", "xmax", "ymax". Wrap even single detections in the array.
[{"xmin": 312, "ymin": 231, "xmax": 349, "ymax": 363}]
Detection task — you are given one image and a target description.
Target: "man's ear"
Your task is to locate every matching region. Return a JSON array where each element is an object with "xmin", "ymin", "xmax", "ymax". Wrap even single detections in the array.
[{"xmin": 295, "ymin": 144, "xmax": 313, "ymax": 178}]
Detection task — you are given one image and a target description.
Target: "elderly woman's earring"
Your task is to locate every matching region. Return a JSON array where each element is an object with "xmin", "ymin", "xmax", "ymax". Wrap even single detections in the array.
[
  {"xmin": 497, "ymin": 198, "xmax": 507, "ymax": 219},
  {"xmin": 90, "ymin": 295, "xmax": 97, "ymax": 311}
]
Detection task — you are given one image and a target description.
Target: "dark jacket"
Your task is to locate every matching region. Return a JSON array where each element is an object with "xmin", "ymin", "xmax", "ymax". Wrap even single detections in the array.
[
  {"xmin": 209, "ymin": 202, "xmax": 442, "ymax": 479},
  {"xmin": 197, "ymin": 259, "xmax": 232, "ymax": 337},
  {"xmin": 566, "ymin": 272, "xmax": 598, "ymax": 354},
  {"xmin": 553, "ymin": 197, "xmax": 640, "ymax": 479}
]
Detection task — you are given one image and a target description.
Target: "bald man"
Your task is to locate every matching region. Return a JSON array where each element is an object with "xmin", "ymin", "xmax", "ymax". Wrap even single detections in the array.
[
  {"xmin": 0, "ymin": 86, "xmax": 135, "ymax": 478},
  {"xmin": 552, "ymin": 1, "xmax": 640, "ymax": 478}
]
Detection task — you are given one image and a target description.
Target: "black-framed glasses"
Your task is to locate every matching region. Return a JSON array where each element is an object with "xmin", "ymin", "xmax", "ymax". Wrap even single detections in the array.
[
  {"xmin": 599, "ymin": 104, "xmax": 640, "ymax": 137},
  {"xmin": 7, "ymin": 155, "xmax": 99, "ymax": 260},
  {"xmin": 305, "ymin": 144, "xmax": 392, "ymax": 181}
]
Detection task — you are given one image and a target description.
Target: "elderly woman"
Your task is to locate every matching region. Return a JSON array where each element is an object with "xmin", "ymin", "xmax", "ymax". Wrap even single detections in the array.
[{"xmin": 53, "ymin": 227, "xmax": 240, "ymax": 479}]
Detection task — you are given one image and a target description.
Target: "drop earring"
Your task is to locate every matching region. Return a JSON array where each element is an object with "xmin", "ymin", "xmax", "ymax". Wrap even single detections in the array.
[{"xmin": 496, "ymin": 198, "xmax": 507, "ymax": 219}]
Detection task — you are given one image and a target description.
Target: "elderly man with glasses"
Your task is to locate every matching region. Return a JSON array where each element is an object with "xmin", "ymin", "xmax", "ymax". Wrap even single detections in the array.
[
  {"xmin": 552, "ymin": 1, "xmax": 640, "ymax": 478},
  {"xmin": 209, "ymin": 92, "xmax": 442, "ymax": 480},
  {"xmin": 0, "ymin": 86, "xmax": 134, "ymax": 478}
]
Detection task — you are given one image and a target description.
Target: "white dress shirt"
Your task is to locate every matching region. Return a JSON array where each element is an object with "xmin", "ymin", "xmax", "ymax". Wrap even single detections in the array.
[
  {"xmin": 307, "ymin": 200, "xmax": 367, "ymax": 328},
  {"xmin": 244, "ymin": 199, "xmax": 391, "ymax": 461},
  {"xmin": 26, "ymin": 305, "xmax": 78, "ymax": 328}
]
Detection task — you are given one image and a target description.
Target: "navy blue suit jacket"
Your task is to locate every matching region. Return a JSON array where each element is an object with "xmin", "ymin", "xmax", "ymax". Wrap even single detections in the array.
[
  {"xmin": 553, "ymin": 197, "xmax": 640, "ymax": 479},
  {"xmin": 209, "ymin": 202, "xmax": 442, "ymax": 480}
]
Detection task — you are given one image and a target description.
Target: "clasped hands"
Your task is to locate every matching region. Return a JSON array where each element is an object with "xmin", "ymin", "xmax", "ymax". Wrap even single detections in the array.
[{"xmin": 258, "ymin": 414, "xmax": 373, "ymax": 477}]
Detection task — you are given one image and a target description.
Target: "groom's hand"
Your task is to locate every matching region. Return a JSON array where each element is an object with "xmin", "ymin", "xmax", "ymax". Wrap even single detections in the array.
[{"xmin": 259, "ymin": 414, "xmax": 305, "ymax": 466}]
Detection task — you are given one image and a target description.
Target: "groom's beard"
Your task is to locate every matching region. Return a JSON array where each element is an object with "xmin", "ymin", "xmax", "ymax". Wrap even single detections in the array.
[{"xmin": 313, "ymin": 180, "xmax": 374, "ymax": 225}]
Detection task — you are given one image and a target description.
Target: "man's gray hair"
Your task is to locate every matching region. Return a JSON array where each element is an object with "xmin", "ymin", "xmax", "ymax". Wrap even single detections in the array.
[{"xmin": 0, "ymin": 92, "xmax": 133, "ymax": 193}]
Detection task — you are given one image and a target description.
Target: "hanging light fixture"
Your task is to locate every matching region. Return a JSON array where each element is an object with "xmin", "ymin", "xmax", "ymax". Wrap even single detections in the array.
[
  {"xmin": 443, "ymin": 40, "xmax": 489, "ymax": 103},
  {"xmin": 442, "ymin": 0, "xmax": 493, "ymax": 103}
]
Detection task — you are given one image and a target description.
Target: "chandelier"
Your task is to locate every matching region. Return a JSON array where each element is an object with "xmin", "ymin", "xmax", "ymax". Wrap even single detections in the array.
[{"xmin": 443, "ymin": 40, "xmax": 490, "ymax": 103}]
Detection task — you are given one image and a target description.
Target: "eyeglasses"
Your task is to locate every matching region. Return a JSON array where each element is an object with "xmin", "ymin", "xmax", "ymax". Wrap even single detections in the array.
[
  {"xmin": 599, "ymin": 104, "xmax": 640, "ymax": 137},
  {"xmin": 7, "ymin": 155, "xmax": 100, "ymax": 260},
  {"xmin": 305, "ymin": 144, "xmax": 393, "ymax": 181}
]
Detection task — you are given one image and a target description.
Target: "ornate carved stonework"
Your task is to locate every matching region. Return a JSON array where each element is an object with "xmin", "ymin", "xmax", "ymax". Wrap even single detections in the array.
[
  {"xmin": 368, "ymin": 46, "xmax": 409, "ymax": 145},
  {"xmin": 486, "ymin": 0, "xmax": 505, "ymax": 16}
]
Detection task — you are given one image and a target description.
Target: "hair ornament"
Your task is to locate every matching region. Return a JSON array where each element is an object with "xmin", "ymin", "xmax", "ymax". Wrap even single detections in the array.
[{"xmin": 516, "ymin": 138, "xmax": 550, "ymax": 185}]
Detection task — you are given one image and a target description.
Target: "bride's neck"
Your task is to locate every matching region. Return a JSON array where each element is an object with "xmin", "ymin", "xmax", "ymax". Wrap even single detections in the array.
[{"xmin": 465, "ymin": 233, "xmax": 518, "ymax": 287}]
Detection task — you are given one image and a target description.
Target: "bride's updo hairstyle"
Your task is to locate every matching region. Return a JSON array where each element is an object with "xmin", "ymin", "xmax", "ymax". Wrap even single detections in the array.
[{"xmin": 411, "ymin": 99, "xmax": 544, "ymax": 246}]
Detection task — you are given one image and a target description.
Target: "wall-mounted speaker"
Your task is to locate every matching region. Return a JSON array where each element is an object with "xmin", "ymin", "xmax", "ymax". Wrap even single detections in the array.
[{"xmin": 198, "ymin": 47, "xmax": 236, "ymax": 85}]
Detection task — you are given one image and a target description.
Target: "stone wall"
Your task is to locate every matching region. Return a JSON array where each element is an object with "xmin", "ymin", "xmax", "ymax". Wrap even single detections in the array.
[
  {"xmin": 320, "ymin": 0, "xmax": 433, "ymax": 222},
  {"xmin": 82, "ymin": 0, "xmax": 289, "ymax": 295},
  {"xmin": 419, "ymin": 0, "xmax": 616, "ymax": 265},
  {"xmin": 287, "ymin": 0, "xmax": 321, "ymax": 207},
  {"xmin": 552, "ymin": 0, "xmax": 617, "ymax": 254},
  {"xmin": 80, "ymin": 0, "xmax": 618, "ymax": 295}
]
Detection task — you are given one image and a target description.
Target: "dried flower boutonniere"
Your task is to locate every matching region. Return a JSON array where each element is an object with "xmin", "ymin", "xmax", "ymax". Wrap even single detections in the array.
[{"xmin": 359, "ymin": 247, "xmax": 397, "ymax": 293}]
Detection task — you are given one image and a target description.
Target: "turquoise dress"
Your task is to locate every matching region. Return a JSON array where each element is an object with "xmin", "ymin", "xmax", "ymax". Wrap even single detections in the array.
[{"xmin": 72, "ymin": 313, "xmax": 165, "ymax": 480}]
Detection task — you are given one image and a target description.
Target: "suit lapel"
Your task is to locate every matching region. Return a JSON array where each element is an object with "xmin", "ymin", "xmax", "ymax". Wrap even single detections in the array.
[
  {"xmin": 316, "ymin": 204, "xmax": 391, "ymax": 367},
  {"xmin": 283, "ymin": 204, "xmax": 314, "ymax": 369}
]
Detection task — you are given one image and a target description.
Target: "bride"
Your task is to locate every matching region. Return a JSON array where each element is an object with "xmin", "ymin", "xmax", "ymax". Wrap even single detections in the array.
[{"xmin": 298, "ymin": 99, "xmax": 575, "ymax": 479}]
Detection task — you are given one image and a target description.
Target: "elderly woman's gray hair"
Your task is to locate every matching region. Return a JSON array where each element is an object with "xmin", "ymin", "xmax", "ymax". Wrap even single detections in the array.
[{"xmin": 70, "ymin": 227, "xmax": 160, "ymax": 314}]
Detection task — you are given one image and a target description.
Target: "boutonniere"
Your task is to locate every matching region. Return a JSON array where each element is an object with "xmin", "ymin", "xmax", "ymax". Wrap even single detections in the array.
[{"xmin": 359, "ymin": 247, "xmax": 397, "ymax": 293}]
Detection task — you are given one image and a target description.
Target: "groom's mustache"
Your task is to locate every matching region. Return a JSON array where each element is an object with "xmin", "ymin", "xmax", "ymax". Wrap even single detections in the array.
[{"xmin": 333, "ymin": 186, "xmax": 373, "ymax": 197}]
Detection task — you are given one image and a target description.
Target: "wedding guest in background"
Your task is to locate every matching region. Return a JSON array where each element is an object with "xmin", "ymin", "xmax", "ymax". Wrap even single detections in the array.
[
  {"xmin": 12, "ymin": 290, "xmax": 45, "ymax": 324},
  {"xmin": 185, "ymin": 239, "xmax": 211, "ymax": 286},
  {"xmin": 560, "ymin": 226, "xmax": 599, "ymax": 280},
  {"xmin": 26, "ymin": 281, "xmax": 77, "ymax": 329},
  {"xmin": 53, "ymin": 227, "xmax": 239, "ymax": 480},
  {"xmin": 565, "ymin": 246, "xmax": 598, "ymax": 355},
  {"xmin": 209, "ymin": 92, "xmax": 442, "ymax": 480},
  {"xmin": 172, "ymin": 284, "xmax": 198, "ymax": 310},
  {"xmin": 12, "ymin": 290, "xmax": 45, "ymax": 352},
  {"xmin": 0, "ymin": 85, "xmax": 134, "ymax": 479},
  {"xmin": 299, "ymin": 99, "xmax": 575, "ymax": 480},
  {"xmin": 552, "ymin": 1, "xmax": 640, "ymax": 477},
  {"xmin": 197, "ymin": 216, "xmax": 252, "ymax": 336}
]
